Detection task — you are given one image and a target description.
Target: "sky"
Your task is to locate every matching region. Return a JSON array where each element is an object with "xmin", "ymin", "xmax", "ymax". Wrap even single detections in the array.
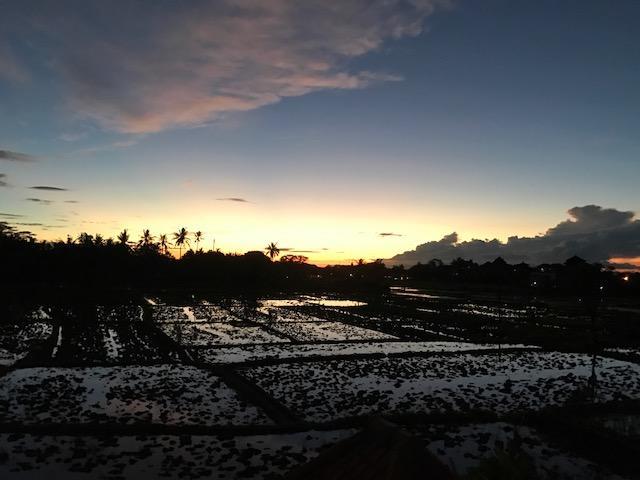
[{"xmin": 1, "ymin": 0, "xmax": 639, "ymax": 266}]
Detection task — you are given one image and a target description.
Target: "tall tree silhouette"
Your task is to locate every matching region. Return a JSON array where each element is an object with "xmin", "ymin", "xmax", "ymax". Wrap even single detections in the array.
[
  {"xmin": 265, "ymin": 242, "xmax": 280, "ymax": 260},
  {"xmin": 194, "ymin": 231, "xmax": 204, "ymax": 252},
  {"xmin": 77, "ymin": 232, "xmax": 94, "ymax": 246},
  {"xmin": 139, "ymin": 229, "xmax": 155, "ymax": 248},
  {"xmin": 173, "ymin": 227, "xmax": 190, "ymax": 258},
  {"xmin": 117, "ymin": 229, "xmax": 130, "ymax": 248},
  {"xmin": 159, "ymin": 234, "xmax": 170, "ymax": 255}
]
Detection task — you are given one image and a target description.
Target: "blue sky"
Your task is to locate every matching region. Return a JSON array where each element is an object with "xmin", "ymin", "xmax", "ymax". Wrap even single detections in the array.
[{"xmin": 1, "ymin": 0, "xmax": 638, "ymax": 264}]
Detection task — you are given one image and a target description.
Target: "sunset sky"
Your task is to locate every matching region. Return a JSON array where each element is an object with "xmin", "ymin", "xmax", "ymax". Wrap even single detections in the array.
[{"xmin": 1, "ymin": 0, "xmax": 639, "ymax": 265}]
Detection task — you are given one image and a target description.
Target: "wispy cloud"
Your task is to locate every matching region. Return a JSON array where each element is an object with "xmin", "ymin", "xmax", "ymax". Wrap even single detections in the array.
[
  {"xmin": 4, "ymin": 1, "xmax": 446, "ymax": 133},
  {"xmin": 64, "ymin": 200, "xmax": 79, "ymax": 204},
  {"xmin": 30, "ymin": 185, "xmax": 68, "ymax": 191},
  {"xmin": 26, "ymin": 198, "xmax": 53, "ymax": 205},
  {"xmin": 379, "ymin": 232, "xmax": 403, "ymax": 237},
  {"xmin": 59, "ymin": 132, "xmax": 87, "ymax": 142},
  {"xmin": 0, "ymin": 173, "xmax": 8, "ymax": 187},
  {"xmin": 71, "ymin": 137, "xmax": 140, "ymax": 155},
  {"xmin": 0, "ymin": 212, "xmax": 24, "ymax": 218},
  {"xmin": 0, "ymin": 149, "xmax": 36, "ymax": 162},
  {"xmin": 217, "ymin": 197, "xmax": 249, "ymax": 203}
]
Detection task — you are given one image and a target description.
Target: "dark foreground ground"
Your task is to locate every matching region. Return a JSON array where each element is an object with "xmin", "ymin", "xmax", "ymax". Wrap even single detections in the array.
[{"xmin": 1, "ymin": 286, "xmax": 639, "ymax": 479}]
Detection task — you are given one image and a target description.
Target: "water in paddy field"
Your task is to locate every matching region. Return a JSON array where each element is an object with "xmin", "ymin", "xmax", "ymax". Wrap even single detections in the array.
[{"xmin": 0, "ymin": 293, "xmax": 639, "ymax": 479}]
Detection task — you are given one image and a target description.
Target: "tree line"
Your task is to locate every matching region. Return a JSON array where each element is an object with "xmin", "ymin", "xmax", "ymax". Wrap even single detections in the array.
[{"xmin": 0, "ymin": 221, "xmax": 637, "ymax": 297}]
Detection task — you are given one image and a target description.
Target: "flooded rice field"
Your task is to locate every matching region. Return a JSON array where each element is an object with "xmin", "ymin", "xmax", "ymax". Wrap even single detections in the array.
[
  {"xmin": 1, "ymin": 288, "xmax": 639, "ymax": 478},
  {"xmin": 0, "ymin": 430, "xmax": 354, "ymax": 479},
  {"xmin": 414, "ymin": 422, "xmax": 626, "ymax": 479},
  {"xmin": 1, "ymin": 365, "xmax": 271, "ymax": 426},
  {"xmin": 243, "ymin": 352, "xmax": 640, "ymax": 422}
]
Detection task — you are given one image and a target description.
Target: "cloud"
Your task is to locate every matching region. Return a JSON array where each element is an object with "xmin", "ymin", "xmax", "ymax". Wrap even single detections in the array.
[
  {"xmin": 0, "ymin": 174, "xmax": 7, "ymax": 187},
  {"xmin": 72, "ymin": 137, "xmax": 139, "ymax": 155},
  {"xmin": 26, "ymin": 198, "xmax": 53, "ymax": 205},
  {"xmin": 0, "ymin": 212, "xmax": 24, "ymax": 218},
  {"xmin": 30, "ymin": 186, "xmax": 68, "ymax": 191},
  {"xmin": 0, "ymin": 150, "xmax": 36, "ymax": 162},
  {"xmin": 217, "ymin": 197, "xmax": 249, "ymax": 203},
  {"xmin": 388, "ymin": 205, "xmax": 640, "ymax": 266},
  {"xmin": 64, "ymin": 200, "xmax": 79, "ymax": 204},
  {"xmin": 14, "ymin": 222, "xmax": 43, "ymax": 226},
  {"xmin": 3, "ymin": 0, "xmax": 447, "ymax": 133},
  {"xmin": 59, "ymin": 132, "xmax": 87, "ymax": 142},
  {"xmin": 379, "ymin": 232, "xmax": 403, "ymax": 237}
]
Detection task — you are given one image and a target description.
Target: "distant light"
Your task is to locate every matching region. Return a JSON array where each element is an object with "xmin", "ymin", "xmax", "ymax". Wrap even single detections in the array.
[
  {"xmin": 600, "ymin": 286, "xmax": 604, "ymax": 291},
  {"xmin": 623, "ymin": 275, "xmax": 630, "ymax": 282}
]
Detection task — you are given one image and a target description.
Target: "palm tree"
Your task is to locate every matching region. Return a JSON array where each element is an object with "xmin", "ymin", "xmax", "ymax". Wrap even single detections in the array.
[
  {"xmin": 173, "ymin": 227, "xmax": 190, "ymax": 258},
  {"xmin": 265, "ymin": 242, "xmax": 280, "ymax": 260},
  {"xmin": 138, "ymin": 229, "xmax": 154, "ymax": 248},
  {"xmin": 117, "ymin": 229, "xmax": 130, "ymax": 247},
  {"xmin": 194, "ymin": 231, "xmax": 204, "ymax": 252},
  {"xmin": 159, "ymin": 234, "xmax": 170, "ymax": 255}
]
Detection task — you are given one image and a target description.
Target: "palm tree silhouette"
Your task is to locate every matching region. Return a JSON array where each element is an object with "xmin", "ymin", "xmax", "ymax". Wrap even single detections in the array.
[
  {"xmin": 139, "ymin": 229, "xmax": 155, "ymax": 248},
  {"xmin": 117, "ymin": 229, "xmax": 130, "ymax": 247},
  {"xmin": 173, "ymin": 227, "xmax": 190, "ymax": 258},
  {"xmin": 159, "ymin": 234, "xmax": 170, "ymax": 255},
  {"xmin": 265, "ymin": 242, "xmax": 280, "ymax": 260},
  {"xmin": 194, "ymin": 231, "xmax": 204, "ymax": 252}
]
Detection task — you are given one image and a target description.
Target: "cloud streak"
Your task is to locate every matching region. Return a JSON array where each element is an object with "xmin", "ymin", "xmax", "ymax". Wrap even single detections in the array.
[
  {"xmin": 0, "ymin": 150, "xmax": 36, "ymax": 162},
  {"xmin": 26, "ymin": 198, "xmax": 53, "ymax": 205},
  {"xmin": 3, "ymin": 0, "xmax": 447, "ymax": 133},
  {"xmin": 0, "ymin": 174, "xmax": 7, "ymax": 187},
  {"xmin": 30, "ymin": 186, "xmax": 68, "ymax": 191},
  {"xmin": 389, "ymin": 205, "xmax": 640, "ymax": 266},
  {"xmin": 217, "ymin": 197, "xmax": 249, "ymax": 203}
]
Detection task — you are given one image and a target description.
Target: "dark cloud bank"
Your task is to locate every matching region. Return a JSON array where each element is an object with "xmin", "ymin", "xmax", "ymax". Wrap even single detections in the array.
[{"xmin": 388, "ymin": 206, "xmax": 640, "ymax": 266}]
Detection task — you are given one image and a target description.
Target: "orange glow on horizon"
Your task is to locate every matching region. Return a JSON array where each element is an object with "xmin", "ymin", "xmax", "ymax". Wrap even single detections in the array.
[{"xmin": 610, "ymin": 257, "xmax": 640, "ymax": 271}]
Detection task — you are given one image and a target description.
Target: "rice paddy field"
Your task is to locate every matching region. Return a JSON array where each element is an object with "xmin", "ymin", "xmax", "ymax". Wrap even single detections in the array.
[{"xmin": 1, "ymin": 288, "xmax": 640, "ymax": 479}]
